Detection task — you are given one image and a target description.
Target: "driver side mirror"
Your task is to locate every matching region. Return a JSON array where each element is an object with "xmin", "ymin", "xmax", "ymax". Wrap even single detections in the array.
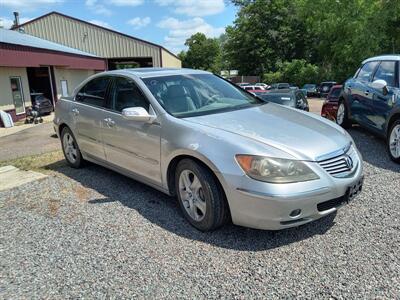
[
  {"xmin": 121, "ymin": 107, "xmax": 156, "ymax": 123},
  {"xmin": 371, "ymin": 79, "xmax": 388, "ymax": 95}
]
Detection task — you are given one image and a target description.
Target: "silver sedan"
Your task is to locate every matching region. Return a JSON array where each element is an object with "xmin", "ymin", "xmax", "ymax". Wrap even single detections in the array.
[{"xmin": 54, "ymin": 68, "xmax": 364, "ymax": 231}]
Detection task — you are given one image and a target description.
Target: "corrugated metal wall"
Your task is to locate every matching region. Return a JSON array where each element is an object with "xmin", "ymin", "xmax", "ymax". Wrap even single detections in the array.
[{"xmin": 21, "ymin": 13, "xmax": 161, "ymax": 67}]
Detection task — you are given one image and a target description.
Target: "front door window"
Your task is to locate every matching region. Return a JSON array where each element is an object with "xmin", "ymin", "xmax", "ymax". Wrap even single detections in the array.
[{"xmin": 10, "ymin": 77, "xmax": 25, "ymax": 114}]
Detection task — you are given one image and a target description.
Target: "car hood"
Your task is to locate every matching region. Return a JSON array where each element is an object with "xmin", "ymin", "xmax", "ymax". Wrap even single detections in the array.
[{"xmin": 185, "ymin": 103, "xmax": 349, "ymax": 161}]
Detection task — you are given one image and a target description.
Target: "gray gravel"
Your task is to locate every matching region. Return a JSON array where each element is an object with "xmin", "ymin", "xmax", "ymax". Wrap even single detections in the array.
[{"xmin": 1, "ymin": 126, "xmax": 399, "ymax": 299}]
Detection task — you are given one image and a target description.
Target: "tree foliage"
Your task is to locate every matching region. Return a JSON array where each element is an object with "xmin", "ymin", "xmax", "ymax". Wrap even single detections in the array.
[
  {"xmin": 264, "ymin": 59, "xmax": 320, "ymax": 86},
  {"xmin": 179, "ymin": 33, "xmax": 221, "ymax": 73},
  {"xmin": 178, "ymin": 0, "xmax": 400, "ymax": 84},
  {"xmin": 224, "ymin": 0, "xmax": 305, "ymax": 76}
]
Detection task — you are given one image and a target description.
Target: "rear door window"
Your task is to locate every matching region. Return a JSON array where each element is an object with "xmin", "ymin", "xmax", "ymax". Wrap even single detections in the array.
[
  {"xmin": 372, "ymin": 61, "xmax": 397, "ymax": 87},
  {"xmin": 356, "ymin": 61, "xmax": 379, "ymax": 82},
  {"xmin": 76, "ymin": 76, "xmax": 110, "ymax": 107}
]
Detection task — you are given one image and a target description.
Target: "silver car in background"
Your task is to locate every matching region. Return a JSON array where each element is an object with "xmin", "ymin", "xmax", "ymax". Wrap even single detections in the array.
[{"xmin": 54, "ymin": 68, "xmax": 364, "ymax": 231}]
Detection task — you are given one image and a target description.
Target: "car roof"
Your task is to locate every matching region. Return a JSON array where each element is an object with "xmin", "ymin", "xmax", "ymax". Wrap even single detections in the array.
[
  {"xmin": 362, "ymin": 55, "xmax": 400, "ymax": 64},
  {"xmin": 266, "ymin": 88, "xmax": 294, "ymax": 94},
  {"xmin": 98, "ymin": 68, "xmax": 211, "ymax": 78}
]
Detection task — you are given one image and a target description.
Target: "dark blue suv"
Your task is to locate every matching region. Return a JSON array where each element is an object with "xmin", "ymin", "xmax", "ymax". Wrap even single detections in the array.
[{"xmin": 339, "ymin": 55, "xmax": 400, "ymax": 163}]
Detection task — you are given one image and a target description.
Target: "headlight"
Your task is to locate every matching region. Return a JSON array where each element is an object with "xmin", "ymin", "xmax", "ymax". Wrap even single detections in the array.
[{"xmin": 235, "ymin": 155, "xmax": 319, "ymax": 183}]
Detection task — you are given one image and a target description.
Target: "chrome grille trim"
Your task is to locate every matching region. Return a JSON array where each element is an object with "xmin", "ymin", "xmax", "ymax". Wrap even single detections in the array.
[{"xmin": 317, "ymin": 144, "xmax": 358, "ymax": 178}]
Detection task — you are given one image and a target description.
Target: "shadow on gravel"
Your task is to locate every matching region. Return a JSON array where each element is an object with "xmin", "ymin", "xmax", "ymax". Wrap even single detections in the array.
[
  {"xmin": 46, "ymin": 161, "xmax": 336, "ymax": 251},
  {"xmin": 347, "ymin": 126, "xmax": 400, "ymax": 173}
]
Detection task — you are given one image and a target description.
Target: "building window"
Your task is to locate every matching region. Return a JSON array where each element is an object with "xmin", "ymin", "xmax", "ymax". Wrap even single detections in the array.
[{"xmin": 10, "ymin": 77, "xmax": 25, "ymax": 115}]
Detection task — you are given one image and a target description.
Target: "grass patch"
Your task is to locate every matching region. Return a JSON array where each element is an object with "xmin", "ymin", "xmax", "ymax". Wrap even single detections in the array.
[{"xmin": 0, "ymin": 150, "xmax": 65, "ymax": 173}]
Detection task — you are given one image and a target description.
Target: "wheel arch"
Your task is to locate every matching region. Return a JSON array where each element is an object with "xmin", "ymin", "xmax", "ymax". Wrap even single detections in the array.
[
  {"xmin": 166, "ymin": 153, "xmax": 223, "ymax": 194},
  {"xmin": 338, "ymin": 92, "xmax": 351, "ymax": 119},
  {"xmin": 386, "ymin": 112, "xmax": 400, "ymax": 137},
  {"xmin": 58, "ymin": 123, "xmax": 69, "ymax": 137}
]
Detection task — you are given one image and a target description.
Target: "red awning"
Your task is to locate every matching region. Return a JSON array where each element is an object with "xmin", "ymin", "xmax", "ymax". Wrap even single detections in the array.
[{"xmin": 0, "ymin": 43, "xmax": 106, "ymax": 70}]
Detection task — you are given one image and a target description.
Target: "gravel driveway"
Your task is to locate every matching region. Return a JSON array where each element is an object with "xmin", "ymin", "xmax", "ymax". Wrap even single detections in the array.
[{"xmin": 1, "ymin": 127, "xmax": 399, "ymax": 298}]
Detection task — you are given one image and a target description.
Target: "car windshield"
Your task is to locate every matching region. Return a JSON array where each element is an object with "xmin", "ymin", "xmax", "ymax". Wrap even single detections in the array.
[
  {"xmin": 258, "ymin": 93, "xmax": 293, "ymax": 104},
  {"xmin": 142, "ymin": 74, "xmax": 263, "ymax": 118},
  {"xmin": 303, "ymin": 84, "xmax": 315, "ymax": 89}
]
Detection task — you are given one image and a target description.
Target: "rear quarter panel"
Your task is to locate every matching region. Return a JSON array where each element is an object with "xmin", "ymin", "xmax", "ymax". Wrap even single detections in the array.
[{"xmin": 54, "ymin": 97, "xmax": 74, "ymax": 136}]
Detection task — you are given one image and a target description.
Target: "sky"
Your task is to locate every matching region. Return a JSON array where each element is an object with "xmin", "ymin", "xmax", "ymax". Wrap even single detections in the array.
[{"xmin": 0, "ymin": 0, "xmax": 238, "ymax": 54}]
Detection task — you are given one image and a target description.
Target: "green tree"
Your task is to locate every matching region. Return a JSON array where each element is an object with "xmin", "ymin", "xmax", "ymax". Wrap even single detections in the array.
[
  {"xmin": 224, "ymin": 0, "xmax": 306, "ymax": 76},
  {"xmin": 177, "ymin": 50, "xmax": 187, "ymax": 67},
  {"xmin": 182, "ymin": 33, "xmax": 221, "ymax": 73},
  {"xmin": 226, "ymin": 0, "xmax": 400, "ymax": 82},
  {"xmin": 263, "ymin": 59, "xmax": 320, "ymax": 86}
]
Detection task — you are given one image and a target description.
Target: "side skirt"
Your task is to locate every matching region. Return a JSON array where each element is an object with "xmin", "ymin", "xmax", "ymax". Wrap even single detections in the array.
[{"xmin": 83, "ymin": 153, "xmax": 172, "ymax": 196}]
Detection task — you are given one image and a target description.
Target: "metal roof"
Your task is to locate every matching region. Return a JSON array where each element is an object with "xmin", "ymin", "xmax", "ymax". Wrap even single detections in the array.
[
  {"xmin": 0, "ymin": 28, "xmax": 98, "ymax": 57},
  {"xmin": 362, "ymin": 55, "xmax": 400, "ymax": 64},
  {"xmin": 14, "ymin": 11, "xmax": 179, "ymax": 60}
]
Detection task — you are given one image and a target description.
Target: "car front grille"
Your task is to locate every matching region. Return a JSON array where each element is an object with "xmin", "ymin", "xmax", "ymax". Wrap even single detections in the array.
[{"xmin": 318, "ymin": 144, "xmax": 358, "ymax": 178}]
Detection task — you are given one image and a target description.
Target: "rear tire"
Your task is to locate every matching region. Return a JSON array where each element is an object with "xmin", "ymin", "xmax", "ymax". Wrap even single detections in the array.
[
  {"xmin": 61, "ymin": 127, "xmax": 84, "ymax": 168},
  {"xmin": 175, "ymin": 159, "xmax": 229, "ymax": 231},
  {"xmin": 387, "ymin": 119, "xmax": 400, "ymax": 164},
  {"xmin": 336, "ymin": 100, "xmax": 351, "ymax": 128}
]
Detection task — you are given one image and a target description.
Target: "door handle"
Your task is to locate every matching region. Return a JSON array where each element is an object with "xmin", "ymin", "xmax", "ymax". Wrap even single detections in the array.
[
  {"xmin": 72, "ymin": 108, "xmax": 79, "ymax": 116},
  {"xmin": 103, "ymin": 118, "xmax": 115, "ymax": 127}
]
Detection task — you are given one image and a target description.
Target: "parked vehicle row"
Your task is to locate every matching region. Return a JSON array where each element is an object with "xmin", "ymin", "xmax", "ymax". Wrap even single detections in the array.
[
  {"xmin": 321, "ymin": 55, "xmax": 400, "ymax": 163},
  {"xmin": 55, "ymin": 68, "xmax": 364, "ymax": 232},
  {"xmin": 239, "ymin": 81, "xmax": 340, "ymax": 98}
]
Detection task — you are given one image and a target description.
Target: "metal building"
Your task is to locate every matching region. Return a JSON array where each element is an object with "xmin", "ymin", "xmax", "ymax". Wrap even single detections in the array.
[
  {"xmin": 13, "ymin": 12, "xmax": 181, "ymax": 70},
  {"xmin": 0, "ymin": 28, "xmax": 106, "ymax": 124}
]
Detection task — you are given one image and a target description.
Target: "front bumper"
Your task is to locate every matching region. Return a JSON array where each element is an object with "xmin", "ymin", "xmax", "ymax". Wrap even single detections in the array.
[{"xmin": 219, "ymin": 150, "xmax": 364, "ymax": 230}]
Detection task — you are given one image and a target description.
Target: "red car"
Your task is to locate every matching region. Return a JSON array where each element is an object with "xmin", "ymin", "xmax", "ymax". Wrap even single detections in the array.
[{"xmin": 321, "ymin": 85, "xmax": 343, "ymax": 123}]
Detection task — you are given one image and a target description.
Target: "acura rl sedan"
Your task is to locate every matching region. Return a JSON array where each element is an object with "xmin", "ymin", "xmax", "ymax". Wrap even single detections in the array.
[{"xmin": 54, "ymin": 68, "xmax": 364, "ymax": 231}]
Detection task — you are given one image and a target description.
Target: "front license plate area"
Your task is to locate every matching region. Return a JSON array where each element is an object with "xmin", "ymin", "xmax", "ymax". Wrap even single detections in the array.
[{"xmin": 346, "ymin": 177, "xmax": 364, "ymax": 202}]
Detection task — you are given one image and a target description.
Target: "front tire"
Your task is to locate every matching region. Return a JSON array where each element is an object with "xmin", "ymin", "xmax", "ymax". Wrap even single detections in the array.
[
  {"xmin": 387, "ymin": 120, "xmax": 400, "ymax": 163},
  {"xmin": 175, "ymin": 159, "xmax": 229, "ymax": 231},
  {"xmin": 336, "ymin": 100, "xmax": 351, "ymax": 128},
  {"xmin": 61, "ymin": 127, "xmax": 84, "ymax": 168}
]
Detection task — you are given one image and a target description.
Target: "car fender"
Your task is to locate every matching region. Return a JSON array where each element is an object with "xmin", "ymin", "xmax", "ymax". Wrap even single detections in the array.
[
  {"xmin": 159, "ymin": 115, "xmax": 294, "ymax": 193},
  {"xmin": 385, "ymin": 101, "xmax": 400, "ymax": 136}
]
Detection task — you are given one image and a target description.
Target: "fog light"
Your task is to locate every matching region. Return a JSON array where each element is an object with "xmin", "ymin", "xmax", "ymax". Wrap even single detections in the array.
[{"xmin": 289, "ymin": 209, "xmax": 301, "ymax": 217}]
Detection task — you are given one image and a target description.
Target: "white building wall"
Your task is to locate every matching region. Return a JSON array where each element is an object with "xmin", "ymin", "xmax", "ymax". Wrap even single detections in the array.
[
  {"xmin": 0, "ymin": 67, "xmax": 31, "ymax": 111},
  {"xmin": 53, "ymin": 68, "xmax": 96, "ymax": 99}
]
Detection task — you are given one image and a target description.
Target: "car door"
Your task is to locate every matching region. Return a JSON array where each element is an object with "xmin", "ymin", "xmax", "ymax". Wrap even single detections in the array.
[
  {"xmin": 371, "ymin": 60, "xmax": 399, "ymax": 133},
  {"xmin": 101, "ymin": 76, "xmax": 162, "ymax": 184},
  {"xmin": 72, "ymin": 76, "xmax": 112, "ymax": 160},
  {"xmin": 348, "ymin": 61, "xmax": 379, "ymax": 127}
]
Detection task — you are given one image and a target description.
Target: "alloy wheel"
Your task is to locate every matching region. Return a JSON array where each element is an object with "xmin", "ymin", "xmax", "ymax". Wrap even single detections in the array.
[
  {"xmin": 389, "ymin": 124, "xmax": 400, "ymax": 158},
  {"xmin": 63, "ymin": 132, "xmax": 78, "ymax": 163},
  {"xmin": 178, "ymin": 170, "xmax": 207, "ymax": 222},
  {"xmin": 336, "ymin": 103, "xmax": 345, "ymax": 125}
]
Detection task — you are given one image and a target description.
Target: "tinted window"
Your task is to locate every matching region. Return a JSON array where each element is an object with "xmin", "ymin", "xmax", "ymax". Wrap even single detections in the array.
[
  {"xmin": 373, "ymin": 61, "xmax": 397, "ymax": 87},
  {"xmin": 356, "ymin": 61, "xmax": 379, "ymax": 82},
  {"xmin": 330, "ymin": 88, "xmax": 341, "ymax": 97},
  {"xmin": 76, "ymin": 76, "xmax": 110, "ymax": 107},
  {"xmin": 278, "ymin": 83, "xmax": 290, "ymax": 89},
  {"xmin": 111, "ymin": 77, "xmax": 149, "ymax": 112}
]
